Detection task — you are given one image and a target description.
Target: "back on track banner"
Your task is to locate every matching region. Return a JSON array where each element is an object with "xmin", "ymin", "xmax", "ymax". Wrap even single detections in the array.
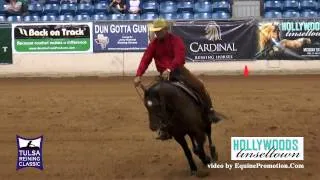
[{"xmin": 12, "ymin": 22, "xmax": 93, "ymax": 54}]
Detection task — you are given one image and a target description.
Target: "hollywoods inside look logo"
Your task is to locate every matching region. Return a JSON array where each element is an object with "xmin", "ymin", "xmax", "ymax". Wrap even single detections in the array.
[{"xmin": 16, "ymin": 135, "xmax": 44, "ymax": 170}]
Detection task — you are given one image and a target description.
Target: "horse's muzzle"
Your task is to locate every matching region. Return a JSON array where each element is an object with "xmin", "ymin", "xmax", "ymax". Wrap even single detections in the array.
[
  {"xmin": 149, "ymin": 123, "xmax": 158, "ymax": 131},
  {"xmin": 148, "ymin": 114, "xmax": 162, "ymax": 131}
]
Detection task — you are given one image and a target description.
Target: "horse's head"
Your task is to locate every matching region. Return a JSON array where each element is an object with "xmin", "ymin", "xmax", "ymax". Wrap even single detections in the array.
[
  {"xmin": 303, "ymin": 38, "xmax": 312, "ymax": 45},
  {"xmin": 259, "ymin": 23, "xmax": 280, "ymax": 51},
  {"xmin": 141, "ymin": 82, "xmax": 167, "ymax": 131}
]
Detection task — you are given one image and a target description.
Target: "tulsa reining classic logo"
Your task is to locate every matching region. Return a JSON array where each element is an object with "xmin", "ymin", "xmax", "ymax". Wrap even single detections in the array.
[
  {"xmin": 231, "ymin": 137, "xmax": 304, "ymax": 161},
  {"xmin": 16, "ymin": 135, "xmax": 44, "ymax": 170}
]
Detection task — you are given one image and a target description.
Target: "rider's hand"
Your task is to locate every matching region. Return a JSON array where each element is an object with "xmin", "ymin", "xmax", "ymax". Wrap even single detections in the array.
[
  {"xmin": 161, "ymin": 69, "xmax": 171, "ymax": 80},
  {"xmin": 133, "ymin": 76, "xmax": 141, "ymax": 87}
]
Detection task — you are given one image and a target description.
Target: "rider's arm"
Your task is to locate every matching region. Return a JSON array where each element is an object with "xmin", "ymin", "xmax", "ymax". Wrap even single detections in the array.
[
  {"xmin": 170, "ymin": 36, "xmax": 186, "ymax": 71},
  {"xmin": 136, "ymin": 40, "xmax": 156, "ymax": 76}
]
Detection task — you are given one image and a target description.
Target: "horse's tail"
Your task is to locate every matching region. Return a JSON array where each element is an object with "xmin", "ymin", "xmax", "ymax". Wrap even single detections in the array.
[{"xmin": 214, "ymin": 111, "xmax": 228, "ymax": 123}]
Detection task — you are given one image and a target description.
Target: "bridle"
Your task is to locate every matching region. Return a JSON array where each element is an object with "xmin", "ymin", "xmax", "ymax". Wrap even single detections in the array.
[
  {"xmin": 135, "ymin": 77, "xmax": 172, "ymax": 127},
  {"xmin": 134, "ymin": 76, "xmax": 166, "ymax": 103}
]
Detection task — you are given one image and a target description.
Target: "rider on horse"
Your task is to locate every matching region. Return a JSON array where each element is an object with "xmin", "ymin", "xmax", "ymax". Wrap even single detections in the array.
[{"xmin": 134, "ymin": 18, "xmax": 220, "ymax": 140}]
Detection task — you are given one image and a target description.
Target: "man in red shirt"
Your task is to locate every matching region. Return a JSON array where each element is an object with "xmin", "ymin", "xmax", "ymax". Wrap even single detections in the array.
[{"xmin": 134, "ymin": 18, "xmax": 219, "ymax": 140}]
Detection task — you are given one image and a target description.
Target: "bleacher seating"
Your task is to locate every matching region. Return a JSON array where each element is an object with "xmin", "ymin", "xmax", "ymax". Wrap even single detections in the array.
[
  {"xmin": 159, "ymin": 1, "xmax": 177, "ymax": 14},
  {"xmin": 75, "ymin": 14, "xmax": 91, "ymax": 21},
  {"xmin": 125, "ymin": 13, "xmax": 141, "ymax": 20},
  {"xmin": 177, "ymin": 11, "xmax": 194, "ymax": 20},
  {"xmin": 0, "ymin": 1, "xmax": 318, "ymax": 23},
  {"xmin": 159, "ymin": 12, "xmax": 177, "ymax": 20},
  {"xmin": 177, "ymin": 1, "xmax": 193, "ymax": 13},
  {"xmin": 7, "ymin": 15, "xmax": 23, "ymax": 22},
  {"xmin": 2, "ymin": 0, "xmax": 319, "ymax": 22},
  {"xmin": 141, "ymin": 12, "xmax": 158, "ymax": 20},
  {"xmin": 41, "ymin": 14, "xmax": 57, "ymax": 21},
  {"xmin": 301, "ymin": 9, "xmax": 318, "ymax": 17},
  {"xmin": 24, "ymin": 15, "xmax": 41, "ymax": 21},
  {"xmin": 92, "ymin": 13, "xmax": 108, "ymax": 21},
  {"xmin": 27, "ymin": 3, "xmax": 43, "ymax": 16},
  {"xmin": 263, "ymin": 0, "xmax": 320, "ymax": 18},
  {"xmin": 0, "ymin": 15, "xmax": 6, "ymax": 22},
  {"xmin": 43, "ymin": 3, "xmax": 60, "ymax": 16},
  {"xmin": 0, "ymin": 0, "xmax": 234, "ymax": 22},
  {"xmin": 57, "ymin": 14, "xmax": 74, "ymax": 21},
  {"xmin": 77, "ymin": 3, "xmax": 94, "ymax": 15}
]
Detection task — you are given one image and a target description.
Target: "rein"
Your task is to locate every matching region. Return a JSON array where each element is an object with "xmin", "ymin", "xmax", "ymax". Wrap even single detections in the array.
[
  {"xmin": 135, "ymin": 85, "xmax": 144, "ymax": 103},
  {"xmin": 134, "ymin": 77, "xmax": 160, "ymax": 104}
]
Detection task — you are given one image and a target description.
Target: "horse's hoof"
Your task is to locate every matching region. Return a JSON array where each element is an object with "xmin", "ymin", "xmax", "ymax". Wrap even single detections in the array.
[
  {"xmin": 190, "ymin": 171, "xmax": 197, "ymax": 176},
  {"xmin": 196, "ymin": 171, "xmax": 210, "ymax": 178},
  {"xmin": 212, "ymin": 153, "xmax": 218, "ymax": 162}
]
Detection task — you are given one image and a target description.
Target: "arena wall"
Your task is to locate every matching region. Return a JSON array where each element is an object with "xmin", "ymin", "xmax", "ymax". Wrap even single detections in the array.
[{"xmin": 0, "ymin": 53, "xmax": 320, "ymax": 77}]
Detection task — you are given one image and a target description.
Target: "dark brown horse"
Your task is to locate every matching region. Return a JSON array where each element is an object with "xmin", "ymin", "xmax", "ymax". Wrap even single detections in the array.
[{"xmin": 138, "ymin": 78, "xmax": 223, "ymax": 176}]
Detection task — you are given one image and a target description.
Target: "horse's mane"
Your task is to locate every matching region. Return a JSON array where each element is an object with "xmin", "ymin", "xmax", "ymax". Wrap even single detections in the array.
[{"xmin": 259, "ymin": 23, "xmax": 278, "ymax": 51}]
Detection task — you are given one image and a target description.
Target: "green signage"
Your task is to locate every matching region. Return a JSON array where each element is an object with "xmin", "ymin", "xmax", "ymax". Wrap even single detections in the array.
[
  {"xmin": 15, "ymin": 38, "xmax": 90, "ymax": 52},
  {"xmin": 0, "ymin": 24, "xmax": 12, "ymax": 64},
  {"xmin": 13, "ymin": 23, "xmax": 92, "ymax": 53}
]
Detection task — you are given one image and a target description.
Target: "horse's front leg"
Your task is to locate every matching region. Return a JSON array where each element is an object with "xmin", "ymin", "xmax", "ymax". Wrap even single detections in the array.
[
  {"xmin": 174, "ymin": 135, "xmax": 197, "ymax": 176},
  {"xmin": 205, "ymin": 125, "xmax": 218, "ymax": 162}
]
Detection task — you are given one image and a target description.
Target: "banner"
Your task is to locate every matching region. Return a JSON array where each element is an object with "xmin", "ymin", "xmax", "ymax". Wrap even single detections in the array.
[
  {"xmin": 255, "ymin": 19, "xmax": 320, "ymax": 60},
  {"xmin": 12, "ymin": 23, "xmax": 93, "ymax": 54},
  {"xmin": 171, "ymin": 19, "xmax": 258, "ymax": 62},
  {"xmin": 0, "ymin": 24, "xmax": 12, "ymax": 64},
  {"xmin": 93, "ymin": 21, "xmax": 149, "ymax": 52}
]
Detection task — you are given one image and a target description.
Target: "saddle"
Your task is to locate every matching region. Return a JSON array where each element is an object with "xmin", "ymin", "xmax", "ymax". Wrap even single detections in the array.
[
  {"xmin": 169, "ymin": 81, "xmax": 202, "ymax": 106},
  {"xmin": 153, "ymin": 75, "xmax": 206, "ymax": 111}
]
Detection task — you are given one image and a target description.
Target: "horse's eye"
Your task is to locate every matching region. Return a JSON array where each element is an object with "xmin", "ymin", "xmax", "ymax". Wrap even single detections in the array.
[{"xmin": 147, "ymin": 100, "xmax": 153, "ymax": 107}]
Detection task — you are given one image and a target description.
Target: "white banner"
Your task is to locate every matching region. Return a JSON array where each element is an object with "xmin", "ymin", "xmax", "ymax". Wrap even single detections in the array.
[{"xmin": 231, "ymin": 137, "xmax": 304, "ymax": 161}]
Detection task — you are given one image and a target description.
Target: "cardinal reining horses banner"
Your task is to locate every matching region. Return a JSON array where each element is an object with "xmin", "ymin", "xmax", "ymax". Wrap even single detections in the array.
[
  {"xmin": 171, "ymin": 19, "xmax": 258, "ymax": 62},
  {"xmin": 255, "ymin": 19, "xmax": 320, "ymax": 60}
]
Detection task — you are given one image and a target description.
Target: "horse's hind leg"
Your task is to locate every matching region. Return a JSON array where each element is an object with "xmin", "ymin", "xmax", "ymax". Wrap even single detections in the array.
[
  {"xmin": 188, "ymin": 135, "xmax": 199, "ymax": 156},
  {"xmin": 174, "ymin": 135, "xmax": 198, "ymax": 176},
  {"xmin": 194, "ymin": 132, "xmax": 211, "ymax": 166},
  {"xmin": 206, "ymin": 125, "xmax": 218, "ymax": 162}
]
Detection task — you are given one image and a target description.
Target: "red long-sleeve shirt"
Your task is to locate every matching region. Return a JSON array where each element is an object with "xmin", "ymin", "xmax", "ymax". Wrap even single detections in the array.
[{"xmin": 136, "ymin": 33, "xmax": 186, "ymax": 76}]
